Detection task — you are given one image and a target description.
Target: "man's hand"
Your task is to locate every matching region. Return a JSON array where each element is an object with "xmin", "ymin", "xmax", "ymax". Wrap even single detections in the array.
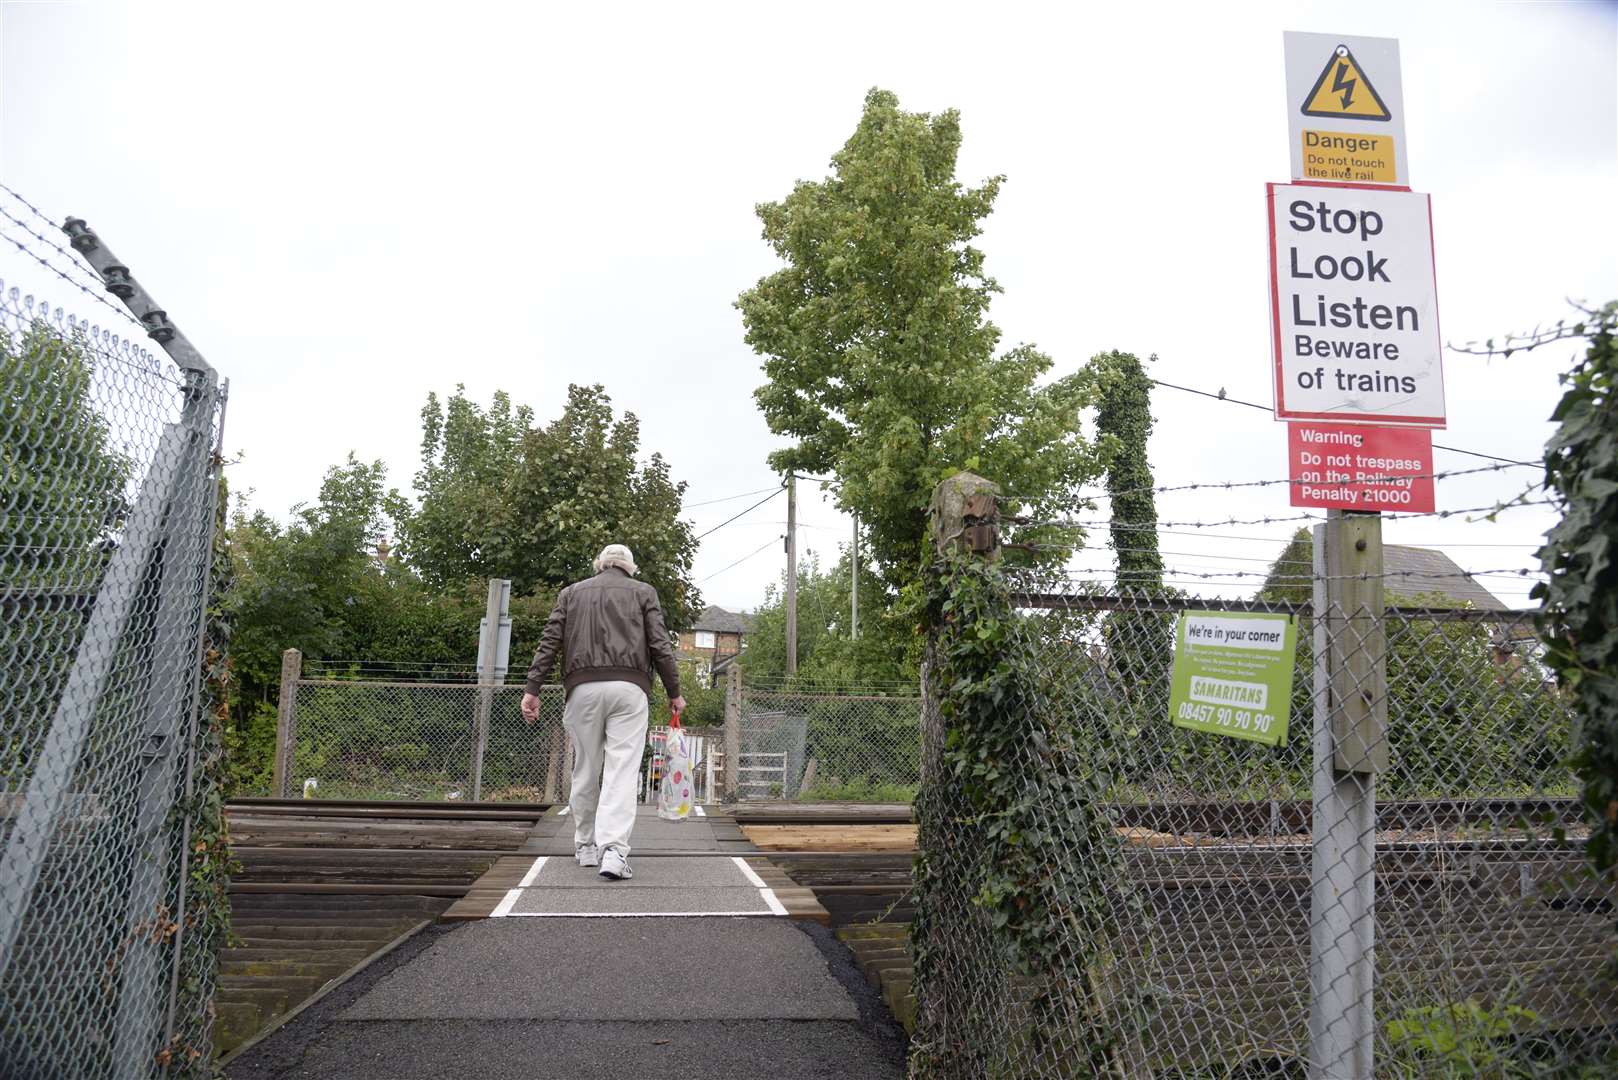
[
  {"xmin": 670, "ymin": 695, "xmax": 687, "ymax": 716},
  {"xmin": 521, "ymin": 693, "xmax": 540, "ymax": 723}
]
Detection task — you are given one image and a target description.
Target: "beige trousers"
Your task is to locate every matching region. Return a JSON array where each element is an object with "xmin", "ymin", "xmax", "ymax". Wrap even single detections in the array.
[{"xmin": 563, "ymin": 680, "xmax": 649, "ymax": 857}]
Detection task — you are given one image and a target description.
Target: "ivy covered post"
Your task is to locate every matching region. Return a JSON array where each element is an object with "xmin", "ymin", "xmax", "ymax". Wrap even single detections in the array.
[
  {"xmin": 912, "ymin": 472, "xmax": 1003, "ymax": 1077},
  {"xmin": 912, "ymin": 472, "xmax": 1136, "ymax": 1077}
]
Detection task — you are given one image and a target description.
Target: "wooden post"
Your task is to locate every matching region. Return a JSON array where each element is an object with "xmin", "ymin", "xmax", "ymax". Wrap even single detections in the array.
[
  {"xmin": 724, "ymin": 664, "xmax": 742, "ymax": 801},
  {"xmin": 273, "ymin": 648, "xmax": 302, "ymax": 799},
  {"xmin": 1308, "ymin": 511, "xmax": 1383, "ymax": 1079},
  {"xmin": 921, "ymin": 472, "xmax": 1002, "ymax": 786}
]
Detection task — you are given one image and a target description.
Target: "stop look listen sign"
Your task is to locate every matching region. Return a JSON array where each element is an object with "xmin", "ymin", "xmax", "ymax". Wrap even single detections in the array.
[{"xmin": 1267, "ymin": 181, "xmax": 1445, "ymax": 428}]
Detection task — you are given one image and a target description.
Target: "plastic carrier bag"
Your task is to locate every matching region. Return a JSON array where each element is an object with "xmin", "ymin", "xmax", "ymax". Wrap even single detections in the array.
[{"xmin": 657, "ymin": 711, "xmax": 694, "ymax": 821}]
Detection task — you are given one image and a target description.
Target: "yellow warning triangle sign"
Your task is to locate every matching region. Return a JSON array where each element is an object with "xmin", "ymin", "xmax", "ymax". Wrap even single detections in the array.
[{"xmin": 1301, "ymin": 45, "xmax": 1392, "ymax": 121}]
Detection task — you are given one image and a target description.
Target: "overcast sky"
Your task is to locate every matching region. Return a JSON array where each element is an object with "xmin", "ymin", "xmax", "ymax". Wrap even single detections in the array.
[{"xmin": 4, "ymin": 0, "xmax": 1614, "ymax": 614}]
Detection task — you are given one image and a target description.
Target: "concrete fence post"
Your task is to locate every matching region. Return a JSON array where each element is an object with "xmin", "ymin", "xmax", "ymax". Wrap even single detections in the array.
[
  {"xmin": 273, "ymin": 648, "xmax": 302, "ymax": 799},
  {"xmin": 724, "ymin": 665, "xmax": 742, "ymax": 801}
]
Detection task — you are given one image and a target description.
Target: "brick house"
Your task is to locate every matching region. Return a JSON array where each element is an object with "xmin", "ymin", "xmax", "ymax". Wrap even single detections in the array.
[{"xmin": 676, "ymin": 605, "xmax": 753, "ymax": 685}]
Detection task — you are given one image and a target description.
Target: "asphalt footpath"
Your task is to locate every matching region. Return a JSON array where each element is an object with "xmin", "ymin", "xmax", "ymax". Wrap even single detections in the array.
[{"xmin": 225, "ymin": 808, "xmax": 907, "ymax": 1079}]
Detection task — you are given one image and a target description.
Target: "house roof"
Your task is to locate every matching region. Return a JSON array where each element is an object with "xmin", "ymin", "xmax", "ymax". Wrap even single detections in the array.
[
  {"xmin": 691, "ymin": 604, "xmax": 753, "ymax": 634},
  {"xmin": 1381, "ymin": 545, "xmax": 1509, "ymax": 610}
]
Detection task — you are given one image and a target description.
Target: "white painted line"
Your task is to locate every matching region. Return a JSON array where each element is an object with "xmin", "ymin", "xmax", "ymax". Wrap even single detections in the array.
[
  {"xmin": 518, "ymin": 856, "xmax": 549, "ymax": 888},
  {"xmin": 732, "ymin": 857, "xmax": 768, "ymax": 888},
  {"xmin": 557, "ymin": 806, "xmax": 570, "ymax": 817},
  {"xmin": 731, "ymin": 857, "xmax": 787, "ymax": 915},
  {"xmin": 490, "ymin": 889, "xmax": 522, "ymax": 918},
  {"xmin": 500, "ymin": 910, "xmax": 781, "ymax": 918}
]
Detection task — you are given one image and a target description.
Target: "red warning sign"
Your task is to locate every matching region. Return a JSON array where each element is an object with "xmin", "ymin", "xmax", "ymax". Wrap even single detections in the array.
[{"xmin": 1287, "ymin": 422, "xmax": 1435, "ymax": 513}]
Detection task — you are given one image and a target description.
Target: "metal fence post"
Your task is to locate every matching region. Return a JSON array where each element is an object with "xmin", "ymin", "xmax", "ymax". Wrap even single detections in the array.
[
  {"xmin": 1309, "ymin": 511, "xmax": 1383, "ymax": 1079},
  {"xmin": 724, "ymin": 665, "xmax": 742, "ymax": 800},
  {"xmin": 274, "ymin": 649, "xmax": 302, "ymax": 799},
  {"xmin": 112, "ymin": 372, "xmax": 220, "ymax": 1077}
]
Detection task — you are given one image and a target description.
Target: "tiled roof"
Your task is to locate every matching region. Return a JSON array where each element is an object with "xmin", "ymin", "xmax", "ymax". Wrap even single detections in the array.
[
  {"xmin": 691, "ymin": 604, "xmax": 753, "ymax": 634},
  {"xmin": 1383, "ymin": 545, "xmax": 1509, "ymax": 610}
]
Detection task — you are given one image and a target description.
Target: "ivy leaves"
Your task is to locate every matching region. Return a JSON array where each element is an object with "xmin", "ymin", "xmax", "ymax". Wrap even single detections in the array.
[
  {"xmin": 1534, "ymin": 303, "xmax": 1618, "ymax": 871},
  {"xmin": 913, "ymin": 546, "xmax": 1128, "ymax": 1071},
  {"xmin": 737, "ymin": 88, "xmax": 1103, "ymax": 597}
]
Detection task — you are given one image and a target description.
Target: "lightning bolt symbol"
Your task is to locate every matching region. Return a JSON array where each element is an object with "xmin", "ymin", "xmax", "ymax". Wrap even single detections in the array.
[{"xmin": 1331, "ymin": 60, "xmax": 1357, "ymax": 109}]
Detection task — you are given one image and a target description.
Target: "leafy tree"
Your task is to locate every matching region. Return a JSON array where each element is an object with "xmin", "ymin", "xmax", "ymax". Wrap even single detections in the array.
[
  {"xmin": 499, "ymin": 384, "xmax": 699, "ymax": 628},
  {"xmin": 223, "ymin": 455, "xmax": 414, "ymax": 788},
  {"xmin": 406, "ymin": 384, "xmax": 700, "ymax": 630},
  {"xmin": 1, "ymin": 322, "xmax": 133, "ymax": 777},
  {"xmin": 737, "ymin": 88, "xmax": 1101, "ymax": 595},
  {"xmin": 405, "ymin": 387, "xmax": 532, "ymax": 589},
  {"xmin": 1090, "ymin": 350, "xmax": 1172, "ymax": 712},
  {"xmin": 742, "ymin": 549, "xmax": 918, "ymax": 687}
]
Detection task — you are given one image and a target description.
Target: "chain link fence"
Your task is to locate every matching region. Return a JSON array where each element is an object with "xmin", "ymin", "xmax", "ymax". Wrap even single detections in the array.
[
  {"xmin": 274, "ymin": 663, "xmax": 923, "ymax": 806},
  {"xmin": 280, "ymin": 674, "xmax": 571, "ymax": 803},
  {"xmin": 1, "ymin": 271, "xmax": 229, "ymax": 1076},
  {"xmin": 739, "ymin": 687, "xmax": 921, "ymax": 802},
  {"xmin": 912, "ymin": 555, "xmax": 1616, "ymax": 1078}
]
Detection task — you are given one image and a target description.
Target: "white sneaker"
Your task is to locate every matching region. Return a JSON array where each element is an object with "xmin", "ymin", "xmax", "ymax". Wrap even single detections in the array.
[
  {"xmin": 599, "ymin": 848, "xmax": 632, "ymax": 880},
  {"xmin": 575, "ymin": 844, "xmax": 601, "ymax": 868}
]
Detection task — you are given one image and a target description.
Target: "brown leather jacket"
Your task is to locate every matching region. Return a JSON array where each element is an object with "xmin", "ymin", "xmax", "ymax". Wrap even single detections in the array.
[{"xmin": 524, "ymin": 568, "xmax": 681, "ymax": 700}]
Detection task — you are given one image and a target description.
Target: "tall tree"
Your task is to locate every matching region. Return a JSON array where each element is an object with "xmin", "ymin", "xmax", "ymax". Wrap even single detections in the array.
[
  {"xmin": 737, "ymin": 88, "xmax": 1100, "ymax": 593},
  {"xmin": 405, "ymin": 387, "xmax": 532, "ymax": 589},
  {"xmin": 226, "ymin": 454, "xmax": 410, "ymax": 698},
  {"xmin": 1090, "ymin": 350, "xmax": 1172, "ymax": 708},
  {"xmin": 406, "ymin": 384, "xmax": 701, "ymax": 630},
  {"xmin": 743, "ymin": 548, "xmax": 917, "ymax": 687}
]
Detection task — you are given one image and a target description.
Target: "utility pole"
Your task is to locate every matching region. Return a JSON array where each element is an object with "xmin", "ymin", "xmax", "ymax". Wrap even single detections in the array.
[
  {"xmin": 785, "ymin": 474, "xmax": 798, "ymax": 675},
  {"xmin": 850, "ymin": 513, "xmax": 859, "ymax": 641}
]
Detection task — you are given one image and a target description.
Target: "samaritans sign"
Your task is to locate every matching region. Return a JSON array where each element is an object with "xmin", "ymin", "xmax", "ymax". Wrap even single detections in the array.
[{"xmin": 1169, "ymin": 611, "xmax": 1298, "ymax": 747}]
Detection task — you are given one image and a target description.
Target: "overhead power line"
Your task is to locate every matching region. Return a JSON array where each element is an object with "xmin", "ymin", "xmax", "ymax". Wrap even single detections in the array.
[
  {"xmin": 699, "ymin": 535, "xmax": 783, "ymax": 584},
  {"xmin": 682, "ymin": 484, "xmax": 782, "ymax": 509},
  {"xmin": 692, "ymin": 486, "xmax": 783, "ymax": 541}
]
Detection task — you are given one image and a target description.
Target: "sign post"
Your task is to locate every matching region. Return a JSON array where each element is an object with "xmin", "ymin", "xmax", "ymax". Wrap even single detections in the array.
[{"xmin": 1276, "ymin": 32, "xmax": 1431, "ymax": 1080}]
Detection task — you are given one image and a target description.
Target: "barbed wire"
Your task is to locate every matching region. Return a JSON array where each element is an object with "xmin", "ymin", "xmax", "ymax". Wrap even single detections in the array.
[
  {"xmin": 0, "ymin": 187, "xmax": 142, "ymax": 332},
  {"xmin": 1050, "ymin": 564, "xmax": 1543, "ymax": 583},
  {"xmin": 1019, "ymin": 497, "xmax": 1555, "ymax": 534},
  {"xmin": 1446, "ymin": 302, "xmax": 1616, "ymax": 359},
  {"xmin": 1142, "ymin": 374, "xmax": 1541, "ymax": 468},
  {"xmin": 1005, "ymin": 460, "xmax": 1531, "ymax": 507}
]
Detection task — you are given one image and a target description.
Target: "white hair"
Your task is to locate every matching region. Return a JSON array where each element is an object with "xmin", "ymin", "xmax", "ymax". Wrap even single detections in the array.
[{"xmin": 593, "ymin": 544, "xmax": 638, "ymax": 576}]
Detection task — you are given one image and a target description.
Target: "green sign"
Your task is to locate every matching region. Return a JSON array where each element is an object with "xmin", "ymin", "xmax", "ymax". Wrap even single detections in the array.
[{"xmin": 1169, "ymin": 611, "xmax": 1298, "ymax": 747}]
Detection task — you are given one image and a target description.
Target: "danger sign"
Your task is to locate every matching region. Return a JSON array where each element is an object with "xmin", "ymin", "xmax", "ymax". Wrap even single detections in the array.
[
  {"xmin": 1284, "ymin": 32, "xmax": 1407, "ymax": 186},
  {"xmin": 1301, "ymin": 44, "xmax": 1392, "ymax": 121},
  {"xmin": 1268, "ymin": 181, "xmax": 1445, "ymax": 428},
  {"xmin": 1287, "ymin": 422, "xmax": 1435, "ymax": 513}
]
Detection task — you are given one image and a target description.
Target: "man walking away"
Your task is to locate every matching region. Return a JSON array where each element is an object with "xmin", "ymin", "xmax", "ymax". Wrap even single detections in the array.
[{"xmin": 521, "ymin": 544, "xmax": 685, "ymax": 881}]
